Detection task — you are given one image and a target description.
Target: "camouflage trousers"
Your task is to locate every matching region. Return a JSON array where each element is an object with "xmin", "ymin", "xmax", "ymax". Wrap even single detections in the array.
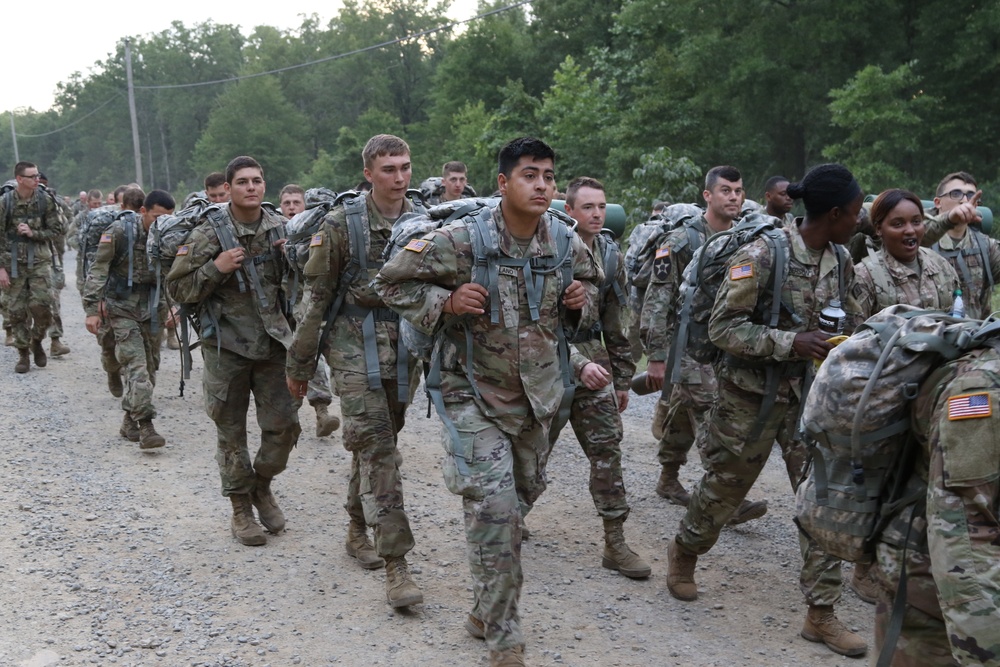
[
  {"xmin": 568, "ymin": 384, "xmax": 630, "ymax": 521},
  {"xmin": 656, "ymin": 374, "xmax": 717, "ymax": 469},
  {"xmin": 4, "ymin": 261, "xmax": 53, "ymax": 349},
  {"xmin": 99, "ymin": 324, "xmax": 121, "ymax": 375},
  {"xmin": 442, "ymin": 399, "xmax": 555, "ymax": 653},
  {"xmin": 331, "ymin": 371, "xmax": 414, "ymax": 559},
  {"xmin": 202, "ymin": 341, "xmax": 301, "ymax": 496},
  {"xmin": 109, "ymin": 316, "xmax": 159, "ymax": 421},
  {"xmin": 677, "ymin": 379, "xmax": 843, "ymax": 606},
  {"xmin": 48, "ymin": 261, "xmax": 65, "ymax": 339}
]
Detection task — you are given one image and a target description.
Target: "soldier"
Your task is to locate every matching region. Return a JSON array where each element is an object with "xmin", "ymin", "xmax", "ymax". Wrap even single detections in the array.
[
  {"xmin": 166, "ymin": 155, "xmax": 301, "ymax": 546},
  {"xmin": 642, "ymin": 166, "xmax": 766, "ymax": 524},
  {"xmin": 562, "ymin": 176, "xmax": 650, "ymax": 579},
  {"xmin": 83, "ymin": 188, "xmax": 174, "ymax": 449},
  {"xmin": 921, "ymin": 171, "xmax": 998, "ymax": 318},
  {"xmin": 873, "ymin": 339, "xmax": 1000, "ymax": 665},
  {"xmin": 666, "ymin": 163, "xmax": 869, "ymax": 658},
  {"xmin": 763, "ymin": 175, "xmax": 795, "ymax": 227},
  {"xmin": 441, "ymin": 161, "xmax": 472, "ymax": 202},
  {"xmin": 0, "ymin": 162, "xmax": 60, "ymax": 373},
  {"xmin": 285, "ymin": 135, "xmax": 423, "ymax": 608},
  {"xmin": 278, "ymin": 184, "xmax": 306, "ymax": 218},
  {"xmin": 204, "ymin": 172, "xmax": 230, "ymax": 204},
  {"xmin": 37, "ymin": 172, "xmax": 72, "ymax": 358},
  {"xmin": 374, "ymin": 137, "xmax": 601, "ymax": 667}
]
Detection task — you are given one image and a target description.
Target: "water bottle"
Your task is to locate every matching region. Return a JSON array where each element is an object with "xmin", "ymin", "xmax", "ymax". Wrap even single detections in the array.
[
  {"xmin": 818, "ymin": 299, "xmax": 847, "ymax": 336},
  {"xmin": 951, "ymin": 289, "xmax": 965, "ymax": 318}
]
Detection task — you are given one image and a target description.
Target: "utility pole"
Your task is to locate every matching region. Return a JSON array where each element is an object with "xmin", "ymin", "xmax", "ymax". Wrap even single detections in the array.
[
  {"xmin": 124, "ymin": 38, "xmax": 143, "ymax": 187},
  {"xmin": 9, "ymin": 112, "xmax": 19, "ymax": 163}
]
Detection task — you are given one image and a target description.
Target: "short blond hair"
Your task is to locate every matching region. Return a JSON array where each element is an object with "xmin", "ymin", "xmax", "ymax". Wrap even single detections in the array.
[{"xmin": 362, "ymin": 134, "xmax": 410, "ymax": 169}]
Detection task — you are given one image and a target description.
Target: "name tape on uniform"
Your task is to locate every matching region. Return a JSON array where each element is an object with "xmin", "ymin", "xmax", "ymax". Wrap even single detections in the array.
[
  {"xmin": 730, "ymin": 263, "xmax": 754, "ymax": 280},
  {"xmin": 947, "ymin": 392, "xmax": 992, "ymax": 420}
]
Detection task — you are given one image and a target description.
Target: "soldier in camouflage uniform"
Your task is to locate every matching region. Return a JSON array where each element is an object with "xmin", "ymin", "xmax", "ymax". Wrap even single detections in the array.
[
  {"xmin": 562, "ymin": 177, "xmax": 649, "ymax": 579},
  {"xmin": 38, "ymin": 173, "xmax": 72, "ymax": 358},
  {"xmin": 286, "ymin": 135, "xmax": 423, "ymax": 609},
  {"xmin": 375, "ymin": 137, "xmax": 601, "ymax": 667},
  {"xmin": 0, "ymin": 162, "xmax": 60, "ymax": 373},
  {"xmin": 83, "ymin": 188, "xmax": 175, "ymax": 449},
  {"xmin": 641, "ymin": 166, "xmax": 766, "ymax": 524},
  {"xmin": 167, "ymin": 156, "xmax": 300, "ymax": 547},
  {"xmin": 920, "ymin": 172, "xmax": 999, "ymax": 319},
  {"xmin": 873, "ymin": 340, "xmax": 1000, "ymax": 666},
  {"xmin": 763, "ymin": 175, "xmax": 796, "ymax": 228},
  {"xmin": 667, "ymin": 164, "xmax": 869, "ymax": 658}
]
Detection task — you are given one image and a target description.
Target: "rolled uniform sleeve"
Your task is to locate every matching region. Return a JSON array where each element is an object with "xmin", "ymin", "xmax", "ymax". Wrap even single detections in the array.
[
  {"xmin": 375, "ymin": 230, "xmax": 460, "ymax": 336},
  {"xmin": 82, "ymin": 227, "xmax": 117, "ymax": 316}
]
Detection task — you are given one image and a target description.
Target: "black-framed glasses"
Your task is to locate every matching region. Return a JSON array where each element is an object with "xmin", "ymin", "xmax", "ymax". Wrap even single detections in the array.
[
  {"xmin": 940, "ymin": 189, "xmax": 976, "ymax": 201},
  {"xmin": 18, "ymin": 173, "xmax": 41, "ymax": 180}
]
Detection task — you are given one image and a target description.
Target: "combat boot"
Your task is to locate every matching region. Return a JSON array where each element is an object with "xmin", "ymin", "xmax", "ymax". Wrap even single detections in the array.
[
  {"xmin": 345, "ymin": 520, "xmax": 384, "ymax": 569},
  {"xmin": 166, "ymin": 326, "xmax": 180, "ymax": 350},
  {"xmin": 601, "ymin": 517, "xmax": 651, "ymax": 579},
  {"xmin": 137, "ymin": 420, "xmax": 166, "ymax": 449},
  {"xmin": 849, "ymin": 562, "xmax": 880, "ymax": 605},
  {"xmin": 230, "ymin": 494, "xmax": 266, "ymax": 546},
  {"xmin": 728, "ymin": 498, "xmax": 768, "ymax": 525},
  {"xmin": 314, "ymin": 403, "xmax": 341, "ymax": 437},
  {"xmin": 384, "ymin": 556, "xmax": 423, "ymax": 608},
  {"xmin": 31, "ymin": 339, "xmax": 47, "ymax": 368},
  {"xmin": 801, "ymin": 605, "xmax": 868, "ymax": 657},
  {"xmin": 464, "ymin": 614, "xmax": 486, "ymax": 639},
  {"xmin": 656, "ymin": 464, "xmax": 690, "ymax": 506},
  {"xmin": 666, "ymin": 539, "xmax": 699, "ymax": 601},
  {"xmin": 119, "ymin": 413, "xmax": 140, "ymax": 442},
  {"xmin": 250, "ymin": 474, "xmax": 285, "ymax": 533},
  {"xmin": 14, "ymin": 349, "xmax": 30, "ymax": 373},
  {"xmin": 489, "ymin": 646, "xmax": 526, "ymax": 667},
  {"xmin": 107, "ymin": 371, "xmax": 124, "ymax": 398},
  {"xmin": 50, "ymin": 337, "xmax": 71, "ymax": 357},
  {"xmin": 4, "ymin": 330, "xmax": 13, "ymax": 347}
]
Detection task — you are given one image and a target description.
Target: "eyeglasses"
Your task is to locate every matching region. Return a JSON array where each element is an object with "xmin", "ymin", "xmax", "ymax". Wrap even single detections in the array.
[
  {"xmin": 939, "ymin": 189, "xmax": 976, "ymax": 202},
  {"xmin": 19, "ymin": 173, "xmax": 41, "ymax": 180}
]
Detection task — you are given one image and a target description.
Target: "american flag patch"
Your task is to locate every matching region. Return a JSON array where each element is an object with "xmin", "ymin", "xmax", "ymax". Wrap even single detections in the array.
[
  {"xmin": 99, "ymin": 232, "xmax": 112, "ymax": 244},
  {"xmin": 175, "ymin": 244, "xmax": 190, "ymax": 256},
  {"xmin": 730, "ymin": 263, "xmax": 754, "ymax": 280},
  {"xmin": 655, "ymin": 246, "xmax": 670, "ymax": 259},
  {"xmin": 405, "ymin": 239, "xmax": 430, "ymax": 252},
  {"xmin": 309, "ymin": 233, "xmax": 323, "ymax": 247},
  {"xmin": 948, "ymin": 393, "xmax": 992, "ymax": 420}
]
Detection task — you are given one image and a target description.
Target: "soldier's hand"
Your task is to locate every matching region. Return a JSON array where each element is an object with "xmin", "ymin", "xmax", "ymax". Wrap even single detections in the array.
[
  {"xmin": 17, "ymin": 223, "xmax": 33, "ymax": 238},
  {"xmin": 85, "ymin": 315, "xmax": 101, "ymax": 335},
  {"xmin": 286, "ymin": 376, "xmax": 308, "ymax": 400},
  {"xmin": 646, "ymin": 360, "xmax": 666, "ymax": 391},
  {"xmin": 0, "ymin": 267, "xmax": 8, "ymax": 288},
  {"xmin": 445, "ymin": 283, "xmax": 488, "ymax": 316},
  {"xmin": 947, "ymin": 191, "xmax": 983, "ymax": 226},
  {"xmin": 580, "ymin": 362, "xmax": 611, "ymax": 390},
  {"xmin": 615, "ymin": 390, "xmax": 629, "ymax": 413},
  {"xmin": 272, "ymin": 237, "xmax": 287, "ymax": 250},
  {"xmin": 214, "ymin": 247, "xmax": 245, "ymax": 274},
  {"xmin": 562, "ymin": 280, "xmax": 587, "ymax": 310},
  {"xmin": 792, "ymin": 330, "xmax": 834, "ymax": 361}
]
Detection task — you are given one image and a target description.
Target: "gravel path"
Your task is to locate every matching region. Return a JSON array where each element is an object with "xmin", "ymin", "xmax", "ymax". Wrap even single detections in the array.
[{"xmin": 2, "ymin": 252, "xmax": 874, "ymax": 666}]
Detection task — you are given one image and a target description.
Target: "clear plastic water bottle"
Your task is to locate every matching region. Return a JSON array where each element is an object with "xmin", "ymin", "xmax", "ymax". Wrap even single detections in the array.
[
  {"xmin": 951, "ymin": 289, "xmax": 965, "ymax": 318},
  {"xmin": 818, "ymin": 299, "xmax": 847, "ymax": 336}
]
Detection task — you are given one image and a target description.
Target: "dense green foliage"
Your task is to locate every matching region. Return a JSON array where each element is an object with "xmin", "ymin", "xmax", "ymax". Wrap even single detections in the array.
[{"xmin": 4, "ymin": 0, "xmax": 999, "ymax": 229}]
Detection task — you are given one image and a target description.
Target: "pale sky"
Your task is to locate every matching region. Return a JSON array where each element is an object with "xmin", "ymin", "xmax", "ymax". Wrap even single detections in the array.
[{"xmin": 4, "ymin": 0, "xmax": 480, "ymax": 114}]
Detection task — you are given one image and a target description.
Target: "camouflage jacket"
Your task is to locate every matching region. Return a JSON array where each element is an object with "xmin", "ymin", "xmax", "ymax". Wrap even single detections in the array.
[
  {"xmin": 82, "ymin": 212, "xmax": 164, "ymax": 322},
  {"xmin": 708, "ymin": 220, "xmax": 860, "ymax": 401},
  {"xmin": 374, "ymin": 204, "xmax": 601, "ymax": 435},
  {"xmin": 165, "ymin": 203, "xmax": 292, "ymax": 360},
  {"xmin": 569, "ymin": 232, "xmax": 634, "ymax": 392},
  {"xmin": 0, "ymin": 187, "xmax": 60, "ymax": 271},
  {"xmin": 853, "ymin": 246, "xmax": 958, "ymax": 320},
  {"xmin": 286, "ymin": 193, "xmax": 416, "ymax": 381},
  {"xmin": 877, "ymin": 343, "xmax": 1000, "ymax": 666},
  {"xmin": 924, "ymin": 226, "xmax": 1000, "ymax": 319}
]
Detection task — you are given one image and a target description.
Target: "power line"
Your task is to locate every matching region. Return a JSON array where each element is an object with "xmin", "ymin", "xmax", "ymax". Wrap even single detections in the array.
[{"xmin": 15, "ymin": 93, "xmax": 123, "ymax": 138}]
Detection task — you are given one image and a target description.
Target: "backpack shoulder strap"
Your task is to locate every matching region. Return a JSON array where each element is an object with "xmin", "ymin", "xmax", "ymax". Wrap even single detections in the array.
[
  {"xmin": 864, "ymin": 245, "xmax": 896, "ymax": 312},
  {"xmin": 597, "ymin": 232, "xmax": 626, "ymax": 305},
  {"xmin": 972, "ymin": 230, "xmax": 995, "ymax": 292}
]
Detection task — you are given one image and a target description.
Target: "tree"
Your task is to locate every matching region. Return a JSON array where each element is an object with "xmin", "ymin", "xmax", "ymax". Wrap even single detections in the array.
[{"xmin": 619, "ymin": 147, "xmax": 702, "ymax": 231}]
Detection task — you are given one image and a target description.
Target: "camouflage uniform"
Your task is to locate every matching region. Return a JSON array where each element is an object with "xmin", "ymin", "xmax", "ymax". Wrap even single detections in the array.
[
  {"xmin": 567, "ymin": 232, "xmax": 634, "ymax": 520},
  {"xmin": 0, "ymin": 188, "xmax": 59, "ymax": 349},
  {"xmin": 286, "ymin": 193, "xmax": 419, "ymax": 559},
  {"xmin": 853, "ymin": 247, "xmax": 959, "ymax": 320},
  {"xmin": 921, "ymin": 216, "xmax": 1000, "ymax": 319},
  {"xmin": 676, "ymin": 220, "xmax": 858, "ymax": 606},
  {"xmin": 374, "ymin": 205, "xmax": 600, "ymax": 653},
  {"xmin": 77, "ymin": 205, "xmax": 123, "ymax": 378},
  {"xmin": 640, "ymin": 215, "xmax": 717, "ymax": 471},
  {"xmin": 166, "ymin": 203, "xmax": 300, "ymax": 495},
  {"xmin": 874, "ymin": 343, "xmax": 1000, "ymax": 666},
  {"xmin": 82, "ymin": 212, "xmax": 165, "ymax": 421}
]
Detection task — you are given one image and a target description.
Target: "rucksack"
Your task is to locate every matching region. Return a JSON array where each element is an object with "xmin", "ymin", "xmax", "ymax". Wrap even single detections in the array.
[
  {"xmin": 285, "ymin": 187, "xmax": 339, "ymax": 307},
  {"xmin": 931, "ymin": 229, "xmax": 995, "ymax": 313},
  {"xmin": 623, "ymin": 203, "xmax": 703, "ymax": 292},
  {"xmin": 569, "ymin": 230, "xmax": 627, "ymax": 345},
  {"xmin": 79, "ymin": 205, "xmax": 121, "ymax": 280},
  {"xmin": 418, "ymin": 176, "xmax": 477, "ymax": 206},
  {"xmin": 795, "ymin": 306, "xmax": 1000, "ymax": 564}
]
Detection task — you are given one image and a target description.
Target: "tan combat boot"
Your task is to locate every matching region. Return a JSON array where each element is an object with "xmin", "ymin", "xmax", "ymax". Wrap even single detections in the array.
[
  {"xmin": 4, "ymin": 330, "xmax": 13, "ymax": 347},
  {"xmin": 656, "ymin": 464, "xmax": 690, "ymax": 506},
  {"xmin": 166, "ymin": 326, "xmax": 180, "ymax": 350},
  {"xmin": 601, "ymin": 517, "xmax": 651, "ymax": 579},
  {"xmin": 464, "ymin": 614, "xmax": 486, "ymax": 639},
  {"xmin": 31, "ymin": 339, "xmax": 47, "ymax": 368},
  {"xmin": 728, "ymin": 498, "xmax": 768, "ymax": 525},
  {"xmin": 489, "ymin": 646, "xmax": 526, "ymax": 667},
  {"xmin": 120, "ymin": 413, "xmax": 140, "ymax": 442},
  {"xmin": 230, "ymin": 494, "xmax": 266, "ymax": 546},
  {"xmin": 384, "ymin": 556, "xmax": 423, "ymax": 608},
  {"xmin": 107, "ymin": 371, "xmax": 124, "ymax": 398},
  {"xmin": 15, "ymin": 348, "xmax": 30, "ymax": 373},
  {"xmin": 849, "ymin": 562, "xmax": 880, "ymax": 605},
  {"xmin": 137, "ymin": 420, "xmax": 166, "ymax": 449},
  {"xmin": 666, "ymin": 539, "xmax": 699, "ymax": 601},
  {"xmin": 314, "ymin": 403, "xmax": 341, "ymax": 437},
  {"xmin": 801, "ymin": 605, "xmax": 868, "ymax": 657},
  {"xmin": 50, "ymin": 337, "xmax": 71, "ymax": 357},
  {"xmin": 250, "ymin": 474, "xmax": 285, "ymax": 533},
  {"xmin": 345, "ymin": 520, "xmax": 384, "ymax": 569}
]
